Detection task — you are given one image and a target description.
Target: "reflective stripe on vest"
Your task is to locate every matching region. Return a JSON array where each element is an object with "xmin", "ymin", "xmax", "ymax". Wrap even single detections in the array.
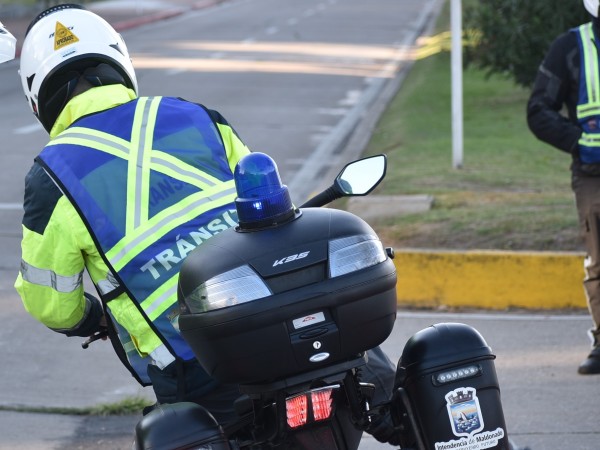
[
  {"xmin": 37, "ymin": 96, "xmax": 239, "ymax": 382},
  {"xmin": 574, "ymin": 23, "xmax": 600, "ymax": 163}
]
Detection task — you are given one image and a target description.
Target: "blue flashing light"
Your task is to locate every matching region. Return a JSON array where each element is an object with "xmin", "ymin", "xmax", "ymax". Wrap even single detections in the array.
[{"xmin": 234, "ymin": 152, "xmax": 294, "ymax": 228}]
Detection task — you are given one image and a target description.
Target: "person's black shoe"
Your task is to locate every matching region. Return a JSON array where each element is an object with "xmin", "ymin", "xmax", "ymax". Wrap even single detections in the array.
[{"xmin": 578, "ymin": 346, "xmax": 600, "ymax": 375}]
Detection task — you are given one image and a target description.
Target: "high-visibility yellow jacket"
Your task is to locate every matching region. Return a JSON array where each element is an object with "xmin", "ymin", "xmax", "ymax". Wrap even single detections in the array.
[{"xmin": 15, "ymin": 84, "xmax": 250, "ymax": 384}]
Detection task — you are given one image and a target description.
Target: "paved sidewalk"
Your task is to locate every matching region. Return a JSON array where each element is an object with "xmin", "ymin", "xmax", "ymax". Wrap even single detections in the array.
[{"xmin": 1, "ymin": 304, "xmax": 596, "ymax": 449}]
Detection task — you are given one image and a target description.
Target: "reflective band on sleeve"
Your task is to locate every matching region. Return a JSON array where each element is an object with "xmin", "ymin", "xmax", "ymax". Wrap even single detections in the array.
[
  {"xmin": 97, "ymin": 272, "xmax": 121, "ymax": 296},
  {"xmin": 20, "ymin": 259, "xmax": 83, "ymax": 293}
]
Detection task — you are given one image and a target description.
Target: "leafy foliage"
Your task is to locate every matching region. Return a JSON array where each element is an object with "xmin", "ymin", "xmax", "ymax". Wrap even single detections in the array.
[
  {"xmin": 361, "ymin": 2, "xmax": 583, "ymax": 252},
  {"xmin": 463, "ymin": 0, "xmax": 589, "ymax": 88}
]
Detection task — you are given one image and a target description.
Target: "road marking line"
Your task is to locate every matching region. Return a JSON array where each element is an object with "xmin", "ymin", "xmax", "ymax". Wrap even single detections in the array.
[
  {"xmin": 0, "ymin": 203, "xmax": 22, "ymax": 210},
  {"xmin": 14, "ymin": 123, "xmax": 43, "ymax": 135}
]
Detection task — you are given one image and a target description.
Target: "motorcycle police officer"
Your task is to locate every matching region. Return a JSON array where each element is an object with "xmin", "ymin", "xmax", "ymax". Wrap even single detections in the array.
[
  {"xmin": 14, "ymin": 3, "xmax": 250, "ymax": 422},
  {"xmin": 14, "ymin": 3, "xmax": 398, "ymax": 436},
  {"xmin": 527, "ymin": 0, "xmax": 600, "ymax": 374}
]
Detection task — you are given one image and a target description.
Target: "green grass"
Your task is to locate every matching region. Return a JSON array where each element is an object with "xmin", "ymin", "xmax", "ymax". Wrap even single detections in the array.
[
  {"xmin": 0, "ymin": 1, "xmax": 31, "ymax": 4},
  {"xmin": 362, "ymin": 2, "xmax": 580, "ymax": 252},
  {"xmin": 0, "ymin": 396, "xmax": 152, "ymax": 416}
]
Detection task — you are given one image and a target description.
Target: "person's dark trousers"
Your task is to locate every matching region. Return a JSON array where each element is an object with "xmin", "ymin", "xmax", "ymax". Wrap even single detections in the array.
[
  {"xmin": 147, "ymin": 358, "xmax": 241, "ymax": 424},
  {"xmin": 572, "ymin": 174, "xmax": 600, "ymax": 374}
]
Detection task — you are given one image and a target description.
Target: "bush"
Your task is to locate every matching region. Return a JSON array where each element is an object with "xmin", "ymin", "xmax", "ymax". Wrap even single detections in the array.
[{"xmin": 464, "ymin": 0, "xmax": 589, "ymax": 88}]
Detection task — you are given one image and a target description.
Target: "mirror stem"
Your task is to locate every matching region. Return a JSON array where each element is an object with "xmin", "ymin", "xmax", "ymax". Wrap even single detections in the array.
[{"xmin": 300, "ymin": 185, "xmax": 342, "ymax": 208}]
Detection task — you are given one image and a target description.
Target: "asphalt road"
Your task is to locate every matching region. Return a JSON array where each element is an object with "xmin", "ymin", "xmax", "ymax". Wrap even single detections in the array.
[
  {"xmin": 0, "ymin": 0, "xmax": 442, "ymax": 288},
  {"xmin": 0, "ymin": 0, "xmax": 449, "ymax": 448},
  {"xmin": 1, "ymin": 307, "xmax": 596, "ymax": 449},
  {"xmin": 2, "ymin": 0, "xmax": 598, "ymax": 449},
  {"xmin": 0, "ymin": 0, "xmax": 441, "ymax": 207}
]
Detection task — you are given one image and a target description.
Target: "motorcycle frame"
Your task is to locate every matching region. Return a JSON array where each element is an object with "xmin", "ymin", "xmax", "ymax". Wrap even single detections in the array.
[{"xmin": 222, "ymin": 354, "xmax": 379, "ymax": 449}]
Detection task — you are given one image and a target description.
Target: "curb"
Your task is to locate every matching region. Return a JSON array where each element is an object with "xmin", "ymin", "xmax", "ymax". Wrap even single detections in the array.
[
  {"xmin": 110, "ymin": 9, "xmax": 185, "ymax": 32},
  {"xmin": 110, "ymin": 0, "xmax": 228, "ymax": 32},
  {"xmin": 393, "ymin": 249, "xmax": 588, "ymax": 310}
]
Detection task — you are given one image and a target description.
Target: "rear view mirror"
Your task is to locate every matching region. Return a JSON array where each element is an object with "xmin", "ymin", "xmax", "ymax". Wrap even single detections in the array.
[{"xmin": 335, "ymin": 154, "xmax": 387, "ymax": 195}]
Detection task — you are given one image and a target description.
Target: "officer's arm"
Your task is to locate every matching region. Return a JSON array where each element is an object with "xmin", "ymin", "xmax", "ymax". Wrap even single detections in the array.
[
  {"xmin": 207, "ymin": 109, "xmax": 251, "ymax": 172},
  {"xmin": 526, "ymin": 32, "xmax": 582, "ymax": 154},
  {"xmin": 14, "ymin": 164, "xmax": 104, "ymax": 337}
]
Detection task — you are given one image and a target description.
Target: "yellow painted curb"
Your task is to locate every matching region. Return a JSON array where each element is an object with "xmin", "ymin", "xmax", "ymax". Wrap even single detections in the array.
[{"xmin": 393, "ymin": 249, "xmax": 588, "ymax": 310}]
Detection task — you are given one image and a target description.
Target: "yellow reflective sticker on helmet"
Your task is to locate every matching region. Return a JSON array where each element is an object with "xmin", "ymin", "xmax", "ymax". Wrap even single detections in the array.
[{"xmin": 54, "ymin": 22, "xmax": 79, "ymax": 50}]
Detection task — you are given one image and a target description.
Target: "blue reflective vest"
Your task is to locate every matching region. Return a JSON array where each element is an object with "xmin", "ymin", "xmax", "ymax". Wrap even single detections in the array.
[
  {"xmin": 573, "ymin": 23, "xmax": 600, "ymax": 164},
  {"xmin": 36, "ymin": 96, "xmax": 239, "ymax": 382}
]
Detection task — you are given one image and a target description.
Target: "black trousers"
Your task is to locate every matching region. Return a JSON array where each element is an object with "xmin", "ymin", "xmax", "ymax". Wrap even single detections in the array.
[{"xmin": 147, "ymin": 358, "xmax": 241, "ymax": 425}]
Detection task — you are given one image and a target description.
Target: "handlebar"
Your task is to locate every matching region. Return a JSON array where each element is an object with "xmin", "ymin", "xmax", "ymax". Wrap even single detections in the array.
[{"xmin": 81, "ymin": 328, "xmax": 109, "ymax": 349}]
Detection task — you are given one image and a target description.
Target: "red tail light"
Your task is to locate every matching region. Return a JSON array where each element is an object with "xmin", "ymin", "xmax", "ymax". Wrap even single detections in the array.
[
  {"xmin": 286, "ymin": 393, "xmax": 308, "ymax": 428},
  {"xmin": 286, "ymin": 387, "xmax": 336, "ymax": 429},
  {"xmin": 311, "ymin": 389, "xmax": 334, "ymax": 421}
]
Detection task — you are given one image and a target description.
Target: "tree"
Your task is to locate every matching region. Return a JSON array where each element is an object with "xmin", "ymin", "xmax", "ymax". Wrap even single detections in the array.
[{"xmin": 463, "ymin": 0, "xmax": 589, "ymax": 88}]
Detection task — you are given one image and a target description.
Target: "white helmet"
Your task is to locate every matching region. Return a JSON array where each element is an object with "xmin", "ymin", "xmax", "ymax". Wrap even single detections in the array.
[
  {"xmin": 0, "ymin": 20, "xmax": 16, "ymax": 64},
  {"xmin": 19, "ymin": 4, "xmax": 138, "ymax": 132},
  {"xmin": 584, "ymin": 0, "xmax": 600, "ymax": 17}
]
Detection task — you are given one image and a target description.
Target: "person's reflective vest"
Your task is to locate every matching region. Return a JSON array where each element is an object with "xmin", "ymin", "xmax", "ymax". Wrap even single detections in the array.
[
  {"xmin": 36, "ymin": 96, "xmax": 239, "ymax": 383},
  {"xmin": 574, "ymin": 22, "xmax": 600, "ymax": 164}
]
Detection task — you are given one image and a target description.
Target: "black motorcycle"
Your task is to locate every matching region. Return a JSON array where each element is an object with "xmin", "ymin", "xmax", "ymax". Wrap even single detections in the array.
[{"xmin": 133, "ymin": 153, "xmax": 512, "ymax": 450}]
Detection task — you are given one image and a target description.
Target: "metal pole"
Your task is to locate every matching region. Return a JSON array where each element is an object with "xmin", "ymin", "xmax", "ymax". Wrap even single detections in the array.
[{"xmin": 451, "ymin": 0, "xmax": 464, "ymax": 169}]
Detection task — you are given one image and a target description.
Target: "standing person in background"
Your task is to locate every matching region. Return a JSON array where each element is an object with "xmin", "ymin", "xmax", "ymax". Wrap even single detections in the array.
[{"xmin": 528, "ymin": 0, "xmax": 600, "ymax": 375}]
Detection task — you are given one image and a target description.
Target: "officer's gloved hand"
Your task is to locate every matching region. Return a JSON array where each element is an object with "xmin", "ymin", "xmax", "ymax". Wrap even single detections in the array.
[
  {"xmin": 366, "ymin": 411, "xmax": 402, "ymax": 446},
  {"xmin": 65, "ymin": 292, "xmax": 105, "ymax": 337}
]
